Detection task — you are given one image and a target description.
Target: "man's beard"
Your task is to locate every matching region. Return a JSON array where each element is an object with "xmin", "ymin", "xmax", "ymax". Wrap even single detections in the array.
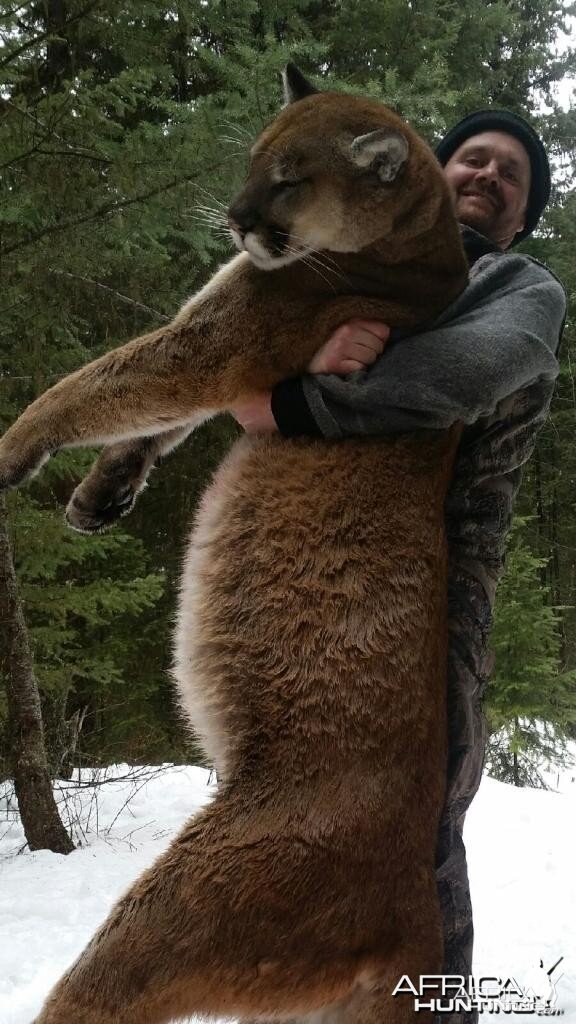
[{"xmin": 455, "ymin": 194, "xmax": 498, "ymax": 235}]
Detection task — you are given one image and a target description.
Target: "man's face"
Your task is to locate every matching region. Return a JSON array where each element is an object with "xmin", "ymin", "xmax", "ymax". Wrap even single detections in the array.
[{"xmin": 443, "ymin": 131, "xmax": 531, "ymax": 249}]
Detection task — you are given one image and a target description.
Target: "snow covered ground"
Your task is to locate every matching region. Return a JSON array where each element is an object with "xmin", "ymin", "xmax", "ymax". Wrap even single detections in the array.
[{"xmin": 1, "ymin": 755, "xmax": 575, "ymax": 1023}]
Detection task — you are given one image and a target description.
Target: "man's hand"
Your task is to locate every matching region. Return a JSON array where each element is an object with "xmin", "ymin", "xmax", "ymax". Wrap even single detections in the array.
[
  {"xmin": 307, "ymin": 319, "xmax": 390, "ymax": 374},
  {"xmin": 231, "ymin": 319, "xmax": 390, "ymax": 434}
]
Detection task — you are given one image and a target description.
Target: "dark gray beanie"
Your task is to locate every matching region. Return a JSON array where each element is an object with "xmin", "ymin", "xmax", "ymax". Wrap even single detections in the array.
[{"xmin": 435, "ymin": 110, "xmax": 551, "ymax": 245}]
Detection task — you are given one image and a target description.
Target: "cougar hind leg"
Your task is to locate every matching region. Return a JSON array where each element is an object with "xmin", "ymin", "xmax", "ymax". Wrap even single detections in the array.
[
  {"xmin": 238, "ymin": 897, "xmax": 442, "ymax": 1024},
  {"xmin": 294, "ymin": 900, "xmax": 443, "ymax": 1024},
  {"xmin": 33, "ymin": 798, "xmax": 369, "ymax": 1024},
  {"xmin": 309, "ymin": 911, "xmax": 442, "ymax": 1024}
]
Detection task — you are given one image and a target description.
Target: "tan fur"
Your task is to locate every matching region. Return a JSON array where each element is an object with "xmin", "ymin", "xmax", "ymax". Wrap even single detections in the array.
[{"xmin": 0, "ymin": 82, "xmax": 468, "ymax": 1023}]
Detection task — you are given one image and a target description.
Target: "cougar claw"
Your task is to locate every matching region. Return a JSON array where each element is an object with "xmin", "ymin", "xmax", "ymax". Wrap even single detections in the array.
[{"xmin": 115, "ymin": 483, "xmax": 136, "ymax": 509}]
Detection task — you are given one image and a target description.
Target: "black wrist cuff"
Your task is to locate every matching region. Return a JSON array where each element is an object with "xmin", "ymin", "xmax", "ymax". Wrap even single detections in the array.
[{"xmin": 271, "ymin": 378, "xmax": 323, "ymax": 438}]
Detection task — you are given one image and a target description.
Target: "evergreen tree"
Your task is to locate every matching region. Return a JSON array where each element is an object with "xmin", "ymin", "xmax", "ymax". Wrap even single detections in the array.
[{"xmin": 486, "ymin": 518, "xmax": 576, "ymax": 786}]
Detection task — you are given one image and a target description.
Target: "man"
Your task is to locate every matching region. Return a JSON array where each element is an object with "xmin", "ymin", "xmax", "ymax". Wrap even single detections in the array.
[{"xmin": 233, "ymin": 110, "xmax": 567, "ymax": 1023}]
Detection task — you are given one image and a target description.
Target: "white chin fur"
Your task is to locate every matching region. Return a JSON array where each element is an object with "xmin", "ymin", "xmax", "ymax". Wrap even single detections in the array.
[{"xmin": 237, "ymin": 232, "xmax": 311, "ymax": 270}]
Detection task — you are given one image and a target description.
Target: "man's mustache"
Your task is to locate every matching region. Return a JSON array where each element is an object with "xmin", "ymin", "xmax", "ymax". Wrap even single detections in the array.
[{"xmin": 459, "ymin": 189, "xmax": 503, "ymax": 213}]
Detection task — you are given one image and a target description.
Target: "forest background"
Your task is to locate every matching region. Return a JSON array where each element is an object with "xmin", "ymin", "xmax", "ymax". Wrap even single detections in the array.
[{"xmin": 1, "ymin": 0, "xmax": 576, "ymax": 849}]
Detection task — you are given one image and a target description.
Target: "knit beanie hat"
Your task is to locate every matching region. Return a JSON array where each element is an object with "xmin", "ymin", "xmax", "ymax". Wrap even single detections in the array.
[{"xmin": 435, "ymin": 110, "xmax": 551, "ymax": 245}]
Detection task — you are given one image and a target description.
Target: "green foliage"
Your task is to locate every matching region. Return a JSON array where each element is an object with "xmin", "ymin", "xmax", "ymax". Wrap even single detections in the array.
[
  {"xmin": 0, "ymin": 463, "xmax": 168, "ymax": 767},
  {"xmin": 486, "ymin": 518, "xmax": 576, "ymax": 785}
]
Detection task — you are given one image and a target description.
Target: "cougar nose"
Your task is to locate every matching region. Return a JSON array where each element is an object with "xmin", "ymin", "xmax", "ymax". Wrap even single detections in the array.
[
  {"xmin": 227, "ymin": 206, "xmax": 257, "ymax": 238},
  {"xmin": 227, "ymin": 215, "xmax": 243, "ymax": 236}
]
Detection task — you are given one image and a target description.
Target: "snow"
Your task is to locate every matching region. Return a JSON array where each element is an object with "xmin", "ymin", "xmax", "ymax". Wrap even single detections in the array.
[{"xmin": 1, "ymin": 756, "xmax": 575, "ymax": 1023}]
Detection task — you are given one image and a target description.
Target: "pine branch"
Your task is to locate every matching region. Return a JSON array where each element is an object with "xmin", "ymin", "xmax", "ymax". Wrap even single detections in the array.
[
  {"xmin": 0, "ymin": 0, "xmax": 101, "ymax": 70},
  {"xmin": 0, "ymin": 1, "xmax": 37, "ymax": 18},
  {"xmin": 0, "ymin": 97, "xmax": 113, "ymax": 168},
  {"xmin": 0, "ymin": 162, "xmax": 230, "ymax": 257}
]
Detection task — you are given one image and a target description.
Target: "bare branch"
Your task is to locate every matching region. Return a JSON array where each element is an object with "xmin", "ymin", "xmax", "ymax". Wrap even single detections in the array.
[
  {"xmin": 0, "ymin": 144, "xmax": 112, "ymax": 169},
  {"xmin": 48, "ymin": 269, "xmax": 170, "ymax": 322},
  {"xmin": 36, "ymin": 147, "xmax": 112, "ymax": 163}
]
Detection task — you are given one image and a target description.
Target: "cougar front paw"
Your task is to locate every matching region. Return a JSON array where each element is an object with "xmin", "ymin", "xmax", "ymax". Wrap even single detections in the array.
[
  {"xmin": 66, "ymin": 479, "xmax": 136, "ymax": 534},
  {"xmin": 0, "ymin": 434, "xmax": 51, "ymax": 490}
]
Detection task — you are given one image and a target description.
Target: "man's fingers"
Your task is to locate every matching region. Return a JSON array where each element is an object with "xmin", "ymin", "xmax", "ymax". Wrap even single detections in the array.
[
  {"xmin": 307, "ymin": 319, "xmax": 391, "ymax": 375},
  {"xmin": 340, "ymin": 359, "xmax": 367, "ymax": 373},
  {"xmin": 348, "ymin": 337, "xmax": 385, "ymax": 361},
  {"xmin": 339, "ymin": 319, "xmax": 391, "ymax": 341}
]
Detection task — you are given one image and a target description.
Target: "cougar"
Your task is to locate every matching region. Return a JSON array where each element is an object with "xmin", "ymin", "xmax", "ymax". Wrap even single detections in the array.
[{"xmin": 0, "ymin": 65, "xmax": 468, "ymax": 1024}]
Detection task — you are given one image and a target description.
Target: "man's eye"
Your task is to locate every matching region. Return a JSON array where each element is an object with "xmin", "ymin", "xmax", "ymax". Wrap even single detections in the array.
[
  {"xmin": 504, "ymin": 169, "xmax": 518, "ymax": 183},
  {"xmin": 465, "ymin": 157, "xmax": 481, "ymax": 167}
]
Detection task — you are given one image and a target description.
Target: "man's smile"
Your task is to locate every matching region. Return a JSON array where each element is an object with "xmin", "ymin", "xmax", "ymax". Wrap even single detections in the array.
[{"xmin": 459, "ymin": 190, "xmax": 501, "ymax": 212}]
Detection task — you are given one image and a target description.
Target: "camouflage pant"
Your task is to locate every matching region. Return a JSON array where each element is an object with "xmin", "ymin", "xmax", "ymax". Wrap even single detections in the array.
[{"xmin": 435, "ymin": 571, "xmax": 494, "ymax": 1024}]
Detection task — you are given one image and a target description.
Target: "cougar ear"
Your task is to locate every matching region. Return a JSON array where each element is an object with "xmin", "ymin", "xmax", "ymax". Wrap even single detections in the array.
[
  {"xmin": 350, "ymin": 129, "xmax": 409, "ymax": 183},
  {"xmin": 281, "ymin": 63, "xmax": 319, "ymax": 105}
]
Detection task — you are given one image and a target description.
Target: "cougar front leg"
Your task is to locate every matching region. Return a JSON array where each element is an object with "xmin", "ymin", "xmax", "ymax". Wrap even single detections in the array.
[
  {"xmin": 65, "ymin": 424, "xmax": 199, "ymax": 533},
  {"xmin": 0, "ymin": 311, "xmax": 259, "ymax": 492}
]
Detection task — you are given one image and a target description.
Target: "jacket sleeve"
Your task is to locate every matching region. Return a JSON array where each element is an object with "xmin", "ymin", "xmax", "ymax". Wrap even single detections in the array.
[{"xmin": 271, "ymin": 255, "xmax": 566, "ymax": 440}]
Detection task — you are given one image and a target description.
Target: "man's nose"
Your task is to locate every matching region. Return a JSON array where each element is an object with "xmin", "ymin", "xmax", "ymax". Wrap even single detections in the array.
[{"xmin": 475, "ymin": 159, "xmax": 500, "ymax": 187}]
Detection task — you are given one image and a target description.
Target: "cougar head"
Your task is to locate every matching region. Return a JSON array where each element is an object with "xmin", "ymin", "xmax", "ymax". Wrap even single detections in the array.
[{"xmin": 227, "ymin": 64, "xmax": 448, "ymax": 270}]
